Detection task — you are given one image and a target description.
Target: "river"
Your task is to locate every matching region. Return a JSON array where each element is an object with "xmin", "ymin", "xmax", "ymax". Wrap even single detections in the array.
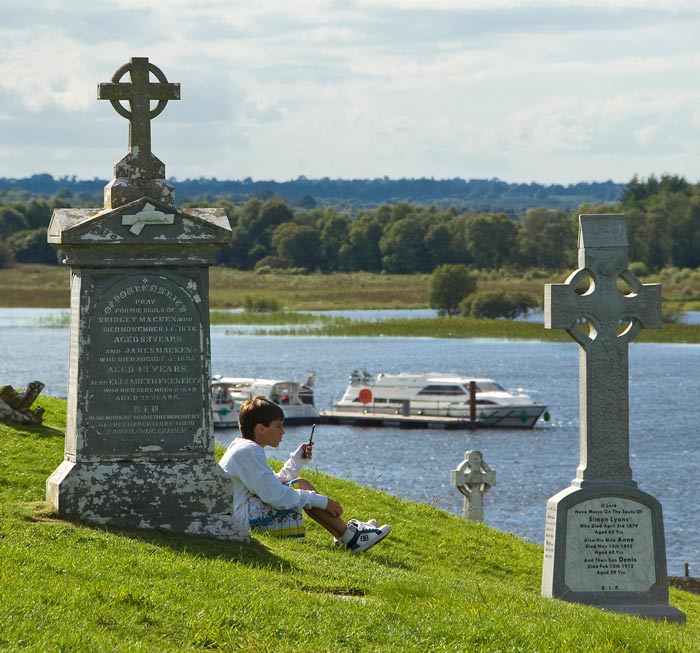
[{"xmin": 1, "ymin": 307, "xmax": 699, "ymax": 575}]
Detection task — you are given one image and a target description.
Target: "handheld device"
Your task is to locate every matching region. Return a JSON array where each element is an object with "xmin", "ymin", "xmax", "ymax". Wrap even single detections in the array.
[{"xmin": 302, "ymin": 423, "xmax": 316, "ymax": 458}]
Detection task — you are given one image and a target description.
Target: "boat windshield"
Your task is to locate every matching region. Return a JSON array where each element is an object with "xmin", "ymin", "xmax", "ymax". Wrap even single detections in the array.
[{"xmin": 477, "ymin": 382, "xmax": 506, "ymax": 392}]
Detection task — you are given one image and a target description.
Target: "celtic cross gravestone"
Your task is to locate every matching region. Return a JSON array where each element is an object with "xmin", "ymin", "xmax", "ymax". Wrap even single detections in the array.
[
  {"xmin": 541, "ymin": 214, "xmax": 684, "ymax": 623},
  {"xmin": 97, "ymin": 57, "xmax": 180, "ymax": 209},
  {"xmin": 46, "ymin": 58, "xmax": 247, "ymax": 541},
  {"xmin": 450, "ymin": 450, "xmax": 496, "ymax": 522}
]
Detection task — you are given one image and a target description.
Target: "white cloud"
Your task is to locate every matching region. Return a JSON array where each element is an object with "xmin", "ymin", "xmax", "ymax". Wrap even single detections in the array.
[{"xmin": 1, "ymin": 0, "xmax": 700, "ymax": 182}]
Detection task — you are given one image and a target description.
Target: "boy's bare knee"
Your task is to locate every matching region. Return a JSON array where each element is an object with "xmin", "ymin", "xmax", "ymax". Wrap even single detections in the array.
[{"xmin": 294, "ymin": 478, "xmax": 315, "ymax": 491}]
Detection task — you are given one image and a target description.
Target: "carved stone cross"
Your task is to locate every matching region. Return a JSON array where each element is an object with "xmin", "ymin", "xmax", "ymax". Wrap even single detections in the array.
[
  {"xmin": 545, "ymin": 214, "xmax": 661, "ymax": 485},
  {"xmin": 450, "ymin": 450, "xmax": 496, "ymax": 522},
  {"xmin": 98, "ymin": 57, "xmax": 180, "ymax": 180}
]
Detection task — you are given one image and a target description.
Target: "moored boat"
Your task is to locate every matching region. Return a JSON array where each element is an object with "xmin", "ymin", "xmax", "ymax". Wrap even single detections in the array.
[
  {"xmin": 330, "ymin": 370, "xmax": 548, "ymax": 429},
  {"xmin": 211, "ymin": 373, "xmax": 318, "ymax": 428}
]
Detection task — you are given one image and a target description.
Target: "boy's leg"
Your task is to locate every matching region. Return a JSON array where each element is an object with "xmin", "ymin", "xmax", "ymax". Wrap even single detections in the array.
[{"xmin": 293, "ymin": 478, "xmax": 347, "ymax": 539}]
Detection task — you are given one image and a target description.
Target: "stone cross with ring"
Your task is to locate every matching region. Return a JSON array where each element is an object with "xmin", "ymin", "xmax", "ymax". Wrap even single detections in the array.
[
  {"xmin": 545, "ymin": 214, "xmax": 661, "ymax": 485},
  {"xmin": 98, "ymin": 57, "xmax": 180, "ymax": 180}
]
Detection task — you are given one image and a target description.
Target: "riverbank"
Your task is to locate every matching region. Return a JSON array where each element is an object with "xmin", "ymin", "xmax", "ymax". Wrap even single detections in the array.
[
  {"xmin": 4, "ymin": 264, "xmax": 700, "ymax": 343},
  {"xmin": 1, "ymin": 397, "xmax": 697, "ymax": 651},
  {"xmin": 0, "ymin": 264, "xmax": 436, "ymax": 309}
]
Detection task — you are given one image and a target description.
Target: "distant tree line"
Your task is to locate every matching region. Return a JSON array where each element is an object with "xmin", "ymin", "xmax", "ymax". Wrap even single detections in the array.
[
  {"xmin": 0, "ymin": 173, "xmax": 623, "ymax": 215},
  {"xmin": 0, "ymin": 173, "xmax": 697, "ymax": 274}
]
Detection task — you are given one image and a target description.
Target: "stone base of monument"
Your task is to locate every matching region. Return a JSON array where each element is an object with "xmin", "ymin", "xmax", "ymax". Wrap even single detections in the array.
[
  {"xmin": 542, "ymin": 483, "xmax": 685, "ymax": 624},
  {"xmin": 47, "ymin": 459, "xmax": 248, "ymax": 541}
]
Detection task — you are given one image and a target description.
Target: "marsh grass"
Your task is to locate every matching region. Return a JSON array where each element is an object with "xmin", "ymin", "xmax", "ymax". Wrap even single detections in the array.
[
  {"xmin": 218, "ymin": 314, "xmax": 700, "ymax": 344},
  {"xmin": 1, "ymin": 397, "xmax": 698, "ymax": 652}
]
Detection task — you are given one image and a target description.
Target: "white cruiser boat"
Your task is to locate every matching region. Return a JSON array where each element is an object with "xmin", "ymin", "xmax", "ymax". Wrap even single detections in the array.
[
  {"xmin": 332, "ymin": 370, "xmax": 548, "ymax": 429},
  {"xmin": 211, "ymin": 373, "xmax": 318, "ymax": 428}
]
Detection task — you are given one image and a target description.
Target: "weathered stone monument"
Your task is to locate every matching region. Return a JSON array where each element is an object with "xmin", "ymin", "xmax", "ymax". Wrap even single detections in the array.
[
  {"xmin": 450, "ymin": 450, "xmax": 495, "ymax": 522},
  {"xmin": 0, "ymin": 381, "xmax": 45, "ymax": 424},
  {"xmin": 542, "ymin": 214, "xmax": 684, "ymax": 622},
  {"xmin": 46, "ymin": 57, "xmax": 247, "ymax": 541}
]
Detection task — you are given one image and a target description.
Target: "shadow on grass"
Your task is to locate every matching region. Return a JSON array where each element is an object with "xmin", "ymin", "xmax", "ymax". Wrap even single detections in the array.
[
  {"xmin": 2, "ymin": 422, "xmax": 65, "ymax": 439},
  {"xmin": 24, "ymin": 503, "xmax": 293, "ymax": 571}
]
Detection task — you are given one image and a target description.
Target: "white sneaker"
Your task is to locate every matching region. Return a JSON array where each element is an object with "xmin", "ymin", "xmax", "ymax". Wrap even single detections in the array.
[
  {"xmin": 350, "ymin": 518, "xmax": 378, "ymax": 528},
  {"xmin": 344, "ymin": 521, "xmax": 392, "ymax": 554},
  {"xmin": 334, "ymin": 519, "xmax": 379, "ymax": 546}
]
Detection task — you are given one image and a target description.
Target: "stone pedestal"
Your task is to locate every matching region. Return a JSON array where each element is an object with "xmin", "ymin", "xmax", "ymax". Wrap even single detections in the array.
[
  {"xmin": 542, "ymin": 484, "xmax": 683, "ymax": 622},
  {"xmin": 46, "ymin": 197, "xmax": 247, "ymax": 541}
]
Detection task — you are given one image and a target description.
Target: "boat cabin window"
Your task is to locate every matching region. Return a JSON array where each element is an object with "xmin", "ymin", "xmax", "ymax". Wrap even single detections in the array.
[
  {"xmin": 417, "ymin": 384, "xmax": 466, "ymax": 396},
  {"xmin": 213, "ymin": 387, "xmax": 229, "ymax": 402}
]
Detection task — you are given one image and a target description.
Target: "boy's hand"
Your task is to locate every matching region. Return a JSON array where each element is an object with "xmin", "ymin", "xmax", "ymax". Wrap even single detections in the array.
[
  {"xmin": 301, "ymin": 442, "xmax": 313, "ymax": 459},
  {"xmin": 325, "ymin": 498, "xmax": 343, "ymax": 517}
]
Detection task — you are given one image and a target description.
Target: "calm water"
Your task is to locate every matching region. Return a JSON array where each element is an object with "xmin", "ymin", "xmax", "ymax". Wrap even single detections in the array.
[{"xmin": 1, "ymin": 308, "xmax": 699, "ymax": 575}]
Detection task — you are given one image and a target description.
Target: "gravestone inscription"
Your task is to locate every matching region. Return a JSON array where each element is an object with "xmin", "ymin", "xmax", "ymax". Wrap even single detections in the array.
[
  {"xmin": 541, "ymin": 214, "xmax": 684, "ymax": 622},
  {"xmin": 46, "ymin": 58, "xmax": 247, "ymax": 541}
]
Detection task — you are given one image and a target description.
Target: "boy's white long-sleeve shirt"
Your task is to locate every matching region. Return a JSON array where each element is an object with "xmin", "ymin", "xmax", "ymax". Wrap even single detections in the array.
[{"xmin": 219, "ymin": 437, "xmax": 328, "ymax": 525}]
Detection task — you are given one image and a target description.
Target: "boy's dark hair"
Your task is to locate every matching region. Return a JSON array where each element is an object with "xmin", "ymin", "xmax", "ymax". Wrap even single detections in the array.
[{"xmin": 238, "ymin": 396, "xmax": 284, "ymax": 439}]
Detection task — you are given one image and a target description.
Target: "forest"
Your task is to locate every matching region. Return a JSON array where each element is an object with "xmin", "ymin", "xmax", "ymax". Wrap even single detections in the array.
[{"xmin": 0, "ymin": 173, "xmax": 696, "ymax": 276}]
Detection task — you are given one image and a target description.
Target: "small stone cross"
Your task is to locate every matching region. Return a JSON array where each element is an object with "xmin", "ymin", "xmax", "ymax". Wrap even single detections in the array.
[
  {"xmin": 545, "ymin": 214, "xmax": 661, "ymax": 485},
  {"xmin": 451, "ymin": 450, "xmax": 496, "ymax": 522},
  {"xmin": 98, "ymin": 57, "xmax": 180, "ymax": 179}
]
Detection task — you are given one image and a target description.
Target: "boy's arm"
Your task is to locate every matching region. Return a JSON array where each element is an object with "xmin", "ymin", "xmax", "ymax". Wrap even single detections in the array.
[
  {"xmin": 276, "ymin": 444, "xmax": 306, "ymax": 483},
  {"xmin": 235, "ymin": 445, "xmax": 327, "ymax": 512}
]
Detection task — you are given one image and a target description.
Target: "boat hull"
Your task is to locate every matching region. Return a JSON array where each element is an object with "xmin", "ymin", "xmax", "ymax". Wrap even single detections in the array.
[
  {"xmin": 328, "ymin": 403, "xmax": 546, "ymax": 429},
  {"xmin": 332, "ymin": 370, "xmax": 548, "ymax": 429},
  {"xmin": 212, "ymin": 405, "xmax": 319, "ymax": 429}
]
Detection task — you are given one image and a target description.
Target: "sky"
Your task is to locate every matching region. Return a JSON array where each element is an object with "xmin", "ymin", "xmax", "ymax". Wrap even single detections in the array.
[{"xmin": 2, "ymin": 0, "xmax": 700, "ymax": 185}]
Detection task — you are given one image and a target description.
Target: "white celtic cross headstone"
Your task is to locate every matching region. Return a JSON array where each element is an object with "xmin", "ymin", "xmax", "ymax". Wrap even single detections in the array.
[
  {"xmin": 450, "ymin": 450, "xmax": 495, "ymax": 522},
  {"xmin": 541, "ymin": 214, "xmax": 684, "ymax": 623}
]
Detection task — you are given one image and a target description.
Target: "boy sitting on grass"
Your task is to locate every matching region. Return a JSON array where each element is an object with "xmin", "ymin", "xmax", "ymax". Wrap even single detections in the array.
[{"xmin": 219, "ymin": 396, "xmax": 391, "ymax": 553}]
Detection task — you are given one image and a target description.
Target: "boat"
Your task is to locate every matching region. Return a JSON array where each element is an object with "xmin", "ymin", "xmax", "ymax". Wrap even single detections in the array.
[
  {"xmin": 211, "ymin": 373, "xmax": 319, "ymax": 428},
  {"xmin": 330, "ymin": 370, "xmax": 548, "ymax": 429}
]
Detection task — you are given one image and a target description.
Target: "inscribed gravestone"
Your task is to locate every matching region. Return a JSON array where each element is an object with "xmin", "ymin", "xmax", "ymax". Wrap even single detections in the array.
[
  {"xmin": 541, "ymin": 214, "xmax": 684, "ymax": 622},
  {"xmin": 46, "ymin": 58, "xmax": 247, "ymax": 541}
]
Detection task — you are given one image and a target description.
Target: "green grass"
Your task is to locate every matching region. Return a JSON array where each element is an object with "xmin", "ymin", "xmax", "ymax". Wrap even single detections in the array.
[{"xmin": 1, "ymin": 397, "xmax": 699, "ymax": 651}]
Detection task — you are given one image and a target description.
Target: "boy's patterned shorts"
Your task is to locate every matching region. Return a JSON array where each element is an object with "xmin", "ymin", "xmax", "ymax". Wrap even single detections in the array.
[{"xmin": 247, "ymin": 479, "xmax": 306, "ymax": 538}]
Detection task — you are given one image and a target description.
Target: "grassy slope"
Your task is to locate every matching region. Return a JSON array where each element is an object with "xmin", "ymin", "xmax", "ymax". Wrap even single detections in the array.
[{"xmin": 1, "ymin": 397, "xmax": 698, "ymax": 652}]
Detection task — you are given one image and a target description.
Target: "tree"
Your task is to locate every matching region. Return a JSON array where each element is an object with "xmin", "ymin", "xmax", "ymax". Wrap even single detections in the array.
[
  {"xmin": 428, "ymin": 263, "xmax": 477, "ymax": 316},
  {"xmin": 0, "ymin": 240, "xmax": 15, "ymax": 268},
  {"xmin": 461, "ymin": 290, "xmax": 538, "ymax": 319},
  {"xmin": 338, "ymin": 212, "xmax": 384, "ymax": 272},
  {"xmin": 516, "ymin": 208, "xmax": 576, "ymax": 269},
  {"xmin": 271, "ymin": 222, "xmax": 322, "ymax": 270},
  {"xmin": 0, "ymin": 206, "xmax": 28, "ymax": 239},
  {"xmin": 464, "ymin": 213, "xmax": 517, "ymax": 269},
  {"xmin": 7, "ymin": 228, "xmax": 58, "ymax": 264},
  {"xmin": 380, "ymin": 216, "xmax": 430, "ymax": 273},
  {"xmin": 221, "ymin": 197, "xmax": 296, "ymax": 269},
  {"xmin": 424, "ymin": 220, "xmax": 468, "ymax": 268},
  {"xmin": 318, "ymin": 211, "xmax": 350, "ymax": 272}
]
